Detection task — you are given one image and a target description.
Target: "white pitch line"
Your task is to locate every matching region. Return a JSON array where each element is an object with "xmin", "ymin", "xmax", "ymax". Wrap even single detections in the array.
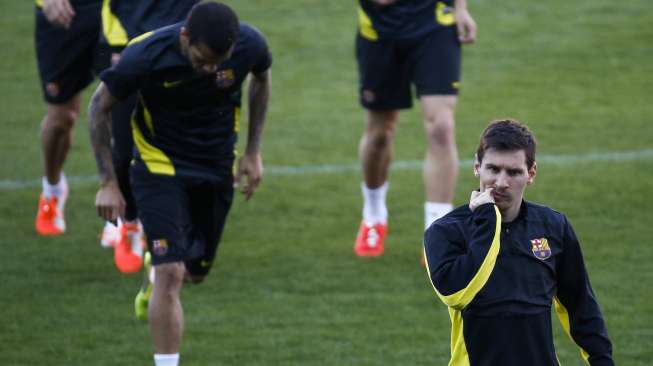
[{"xmin": 1, "ymin": 148, "xmax": 652, "ymax": 191}]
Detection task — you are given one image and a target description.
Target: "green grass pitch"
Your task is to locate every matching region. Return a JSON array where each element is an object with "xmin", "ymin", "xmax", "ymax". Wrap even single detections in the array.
[{"xmin": 1, "ymin": 0, "xmax": 652, "ymax": 364}]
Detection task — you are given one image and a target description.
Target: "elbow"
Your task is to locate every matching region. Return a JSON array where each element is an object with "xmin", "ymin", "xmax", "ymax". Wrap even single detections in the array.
[{"xmin": 430, "ymin": 271, "xmax": 466, "ymax": 310}]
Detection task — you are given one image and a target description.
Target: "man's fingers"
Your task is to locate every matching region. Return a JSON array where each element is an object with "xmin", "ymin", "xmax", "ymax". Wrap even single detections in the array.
[
  {"xmin": 457, "ymin": 23, "xmax": 466, "ymax": 42},
  {"xmin": 463, "ymin": 24, "xmax": 477, "ymax": 44},
  {"xmin": 96, "ymin": 203, "xmax": 124, "ymax": 222},
  {"xmin": 458, "ymin": 25, "xmax": 473, "ymax": 44},
  {"xmin": 241, "ymin": 175, "xmax": 262, "ymax": 201},
  {"xmin": 242, "ymin": 177, "xmax": 258, "ymax": 201},
  {"xmin": 47, "ymin": 2, "xmax": 66, "ymax": 28},
  {"xmin": 56, "ymin": 0, "xmax": 75, "ymax": 28},
  {"xmin": 244, "ymin": 186, "xmax": 254, "ymax": 201},
  {"xmin": 468, "ymin": 23, "xmax": 478, "ymax": 43},
  {"xmin": 62, "ymin": 0, "xmax": 75, "ymax": 19},
  {"xmin": 53, "ymin": 3, "xmax": 67, "ymax": 25},
  {"xmin": 97, "ymin": 205, "xmax": 112, "ymax": 221}
]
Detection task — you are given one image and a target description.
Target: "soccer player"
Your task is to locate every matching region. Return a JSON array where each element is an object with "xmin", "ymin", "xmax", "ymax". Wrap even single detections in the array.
[
  {"xmin": 353, "ymin": 0, "xmax": 477, "ymax": 257},
  {"xmin": 88, "ymin": 3, "xmax": 272, "ymax": 365},
  {"xmin": 34, "ymin": 0, "xmax": 102, "ymax": 235},
  {"xmin": 97, "ymin": 0, "xmax": 199, "ymax": 273},
  {"xmin": 424, "ymin": 119, "xmax": 614, "ymax": 365}
]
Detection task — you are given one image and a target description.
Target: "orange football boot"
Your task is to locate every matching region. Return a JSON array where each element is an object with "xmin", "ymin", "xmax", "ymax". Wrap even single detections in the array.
[
  {"xmin": 114, "ymin": 222, "xmax": 146, "ymax": 273},
  {"xmin": 354, "ymin": 221, "xmax": 387, "ymax": 257},
  {"xmin": 35, "ymin": 194, "xmax": 66, "ymax": 236}
]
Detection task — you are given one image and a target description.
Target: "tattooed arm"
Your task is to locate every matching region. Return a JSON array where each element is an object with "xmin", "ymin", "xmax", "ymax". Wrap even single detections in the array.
[
  {"xmin": 235, "ymin": 69, "xmax": 271, "ymax": 200},
  {"xmin": 88, "ymin": 82, "xmax": 125, "ymax": 221}
]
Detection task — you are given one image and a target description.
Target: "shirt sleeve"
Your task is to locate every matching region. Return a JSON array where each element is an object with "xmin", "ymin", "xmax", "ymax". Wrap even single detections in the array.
[
  {"xmin": 554, "ymin": 216, "xmax": 614, "ymax": 366},
  {"xmin": 99, "ymin": 42, "xmax": 151, "ymax": 100},
  {"xmin": 248, "ymin": 27, "xmax": 272, "ymax": 74},
  {"xmin": 423, "ymin": 203, "xmax": 502, "ymax": 310}
]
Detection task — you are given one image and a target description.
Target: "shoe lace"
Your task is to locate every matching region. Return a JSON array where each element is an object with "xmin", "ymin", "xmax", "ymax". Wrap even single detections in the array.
[
  {"xmin": 39, "ymin": 197, "xmax": 59, "ymax": 221},
  {"xmin": 366, "ymin": 227, "xmax": 379, "ymax": 247}
]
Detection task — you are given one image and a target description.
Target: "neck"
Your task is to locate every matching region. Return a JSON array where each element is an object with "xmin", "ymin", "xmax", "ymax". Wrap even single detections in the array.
[{"xmin": 500, "ymin": 204, "xmax": 521, "ymax": 223}]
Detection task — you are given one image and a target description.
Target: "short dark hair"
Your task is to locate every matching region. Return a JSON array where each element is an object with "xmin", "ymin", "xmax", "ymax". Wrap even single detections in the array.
[
  {"xmin": 185, "ymin": 2, "xmax": 239, "ymax": 56},
  {"xmin": 476, "ymin": 119, "xmax": 537, "ymax": 169}
]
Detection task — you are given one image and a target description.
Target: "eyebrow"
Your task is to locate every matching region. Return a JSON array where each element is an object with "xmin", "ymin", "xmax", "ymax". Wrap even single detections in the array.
[{"xmin": 485, "ymin": 163, "xmax": 524, "ymax": 172}]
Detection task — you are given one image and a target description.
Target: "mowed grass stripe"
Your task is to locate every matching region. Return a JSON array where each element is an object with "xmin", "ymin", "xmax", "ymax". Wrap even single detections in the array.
[{"xmin": 2, "ymin": 148, "xmax": 652, "ymax": 190}]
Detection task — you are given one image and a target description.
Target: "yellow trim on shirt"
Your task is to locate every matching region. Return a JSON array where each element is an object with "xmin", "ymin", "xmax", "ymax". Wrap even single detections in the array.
[
  {"xmin": 554, "ymin": 297, "xmax": 591, "ymax": 364},
  {"xmin": 101, "ymin": 0, "xmax": 128, "ymax": 46},
  {"xmin": 426, "ymin": 205, "xmax": 503, "ymax": 310},
  {"xmin": 129, "ymin": 31, "xmax": 154, "ymax": 46},
  {"xmin": 447, "ymin": 307, "xmax": 471, "ymax": 366},
  {"xmin": 357, "ymin": 6, "xmax": 378, "ymax": 41},
  {"xmin": 131, "ymin": 102, "xmax": 175, "ymax": 176},
  {"xmin": 234, "ymin": 106, "xmax": 241, "ymax": 133}
]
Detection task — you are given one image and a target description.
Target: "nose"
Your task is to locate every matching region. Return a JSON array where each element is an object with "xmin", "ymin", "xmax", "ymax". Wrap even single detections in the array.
[{"xmin": 495, "ymin": 171, "xmax": 509, "ymax": 189}]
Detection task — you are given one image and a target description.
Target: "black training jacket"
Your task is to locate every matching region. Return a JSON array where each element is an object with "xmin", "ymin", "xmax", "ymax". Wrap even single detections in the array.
[{"xmin": 424, "ymin": 201, "xmax": 614, "ymax": 366}]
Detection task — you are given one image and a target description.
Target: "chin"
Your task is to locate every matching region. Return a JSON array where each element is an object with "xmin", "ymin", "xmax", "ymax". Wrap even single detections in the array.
[{"xmin": 495, "ymin": 201, "xmax": 511, "ymax": 211}]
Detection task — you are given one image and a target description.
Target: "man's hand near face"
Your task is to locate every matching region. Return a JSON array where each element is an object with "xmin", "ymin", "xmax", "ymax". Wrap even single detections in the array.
[{"xmin": 469, "ymin": 188, "xmax": 495, "ymax": 212}]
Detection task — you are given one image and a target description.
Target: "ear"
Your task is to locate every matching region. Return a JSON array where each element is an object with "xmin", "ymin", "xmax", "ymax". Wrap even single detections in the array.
[
  {"xmin": 473, "ymin": 154, "xmax": 480, "ymax": 177},
  {"xmin": 527, "ymin": 161, "xmax": 537, "ymax": 185}
]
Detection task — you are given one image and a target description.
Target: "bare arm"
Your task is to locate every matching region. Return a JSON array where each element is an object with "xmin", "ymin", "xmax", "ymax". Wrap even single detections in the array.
[
  {"xmin": 454, "ymin": 0, "xmax": 477, "ymax": 43},
  {"xmin": 245, "ymin": 69, "xmax": 270, "ymax": 155},
  {"xmin": 235, "ymin": 69, "xmax": 271, "ymax": 200},
  {"xmin": 88, "ymin": 83, "xmax": 125, "ymax": 220},
  {"xmin": 89, "ymin": 83, "xmax": 118, "ymax": 185}
]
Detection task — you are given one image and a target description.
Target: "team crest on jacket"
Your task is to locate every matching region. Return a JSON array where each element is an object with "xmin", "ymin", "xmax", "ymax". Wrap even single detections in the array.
[
  {"xmin": 152, "ymin": 239, "xmax": 168, "ymax": 256},
  {"xmin": 531, "ymin": 238, "xmax": 551, "ymax": 260},
  {"xmin": 215, "ymin": 69, "xmax": 235, "ymax": 88}
]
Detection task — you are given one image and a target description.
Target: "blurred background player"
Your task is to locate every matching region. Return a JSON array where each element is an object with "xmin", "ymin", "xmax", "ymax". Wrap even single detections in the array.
[
  {"xmin": 424, "ymin": 119, "xmax": 613, "ymax": 365},
  {"xmin": 353, "ymin": 0, "xmax": 476, "ymax": 257},
  {"xmin": 34, "ymin": 0, "xmax": 102, "ymax": 236},
  {"xmin": 97, "ymin": 0, "xmax": 199, "ymax": 273},
  {"xmin": 88, "ymin": 3, "xmax": 272, "ymax": 365}
]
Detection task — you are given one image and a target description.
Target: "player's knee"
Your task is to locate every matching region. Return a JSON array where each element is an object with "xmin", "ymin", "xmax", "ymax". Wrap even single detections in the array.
[
  {"xmin": 365, "ymin": 113, "xmax": 397, "ymax": 150},
  {"xmin": 365, "ymin": 127, "xmax": 394, "ymax": 151},
  {"xmin": 44, "ymin": 103, "xmax": 79, "ymax": 131},
  {"xmin": 155, "ymin": 262, "xmax": 186, "ymax": 291},
  {"xmin": 424, "ymin": 113, "xmax": 455, "ymax": 147}
]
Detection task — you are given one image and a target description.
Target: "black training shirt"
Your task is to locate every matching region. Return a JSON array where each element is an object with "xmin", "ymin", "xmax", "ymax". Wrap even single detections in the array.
[{"xmin": 100, "ymin": 22, "xmax": 271, "ymax": 181}]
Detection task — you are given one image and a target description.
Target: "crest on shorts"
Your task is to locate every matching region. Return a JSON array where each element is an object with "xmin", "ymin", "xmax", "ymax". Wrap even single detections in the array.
[
  {"xmin": 45, "ymin": 82, "xmax": 60, "ymax": 97},
  {"xmin": 215, "ymin": 69, "xmax": 235, "ymax": 88},
  {"xmin": 531, "ymin": 238, "xmax": 551, "ymax": 260},
  {"xmin": 152, "ymin": 239, "xmax": 168, "ymax": 256},
  {"xmin": 362, "ymin": 89, "xmax": 375, "ymax": 103}
]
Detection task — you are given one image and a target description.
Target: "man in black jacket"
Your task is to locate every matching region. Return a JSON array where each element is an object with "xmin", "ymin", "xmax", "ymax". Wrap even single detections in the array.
[{"xmin": 424, "ymin": 119, "xmax": 613, "ymax": 365}]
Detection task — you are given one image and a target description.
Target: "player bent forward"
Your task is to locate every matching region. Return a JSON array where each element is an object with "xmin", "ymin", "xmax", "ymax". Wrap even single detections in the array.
[{"xmin": 88, "ymin": 3, "xmax": 271, "ymax": 365}]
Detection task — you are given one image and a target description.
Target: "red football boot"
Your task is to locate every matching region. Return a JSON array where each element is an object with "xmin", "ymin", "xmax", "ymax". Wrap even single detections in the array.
[
  {"xmin": 35, "ymin": 194, "xmax": 66, "ymax": 236},
  {"xmin": 354, "ymin": 221, "xmax": 387, "ymax": 257},
  {"xmin": 114, "ymin": 222, "xmax": 146, "ymax": 273}
]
